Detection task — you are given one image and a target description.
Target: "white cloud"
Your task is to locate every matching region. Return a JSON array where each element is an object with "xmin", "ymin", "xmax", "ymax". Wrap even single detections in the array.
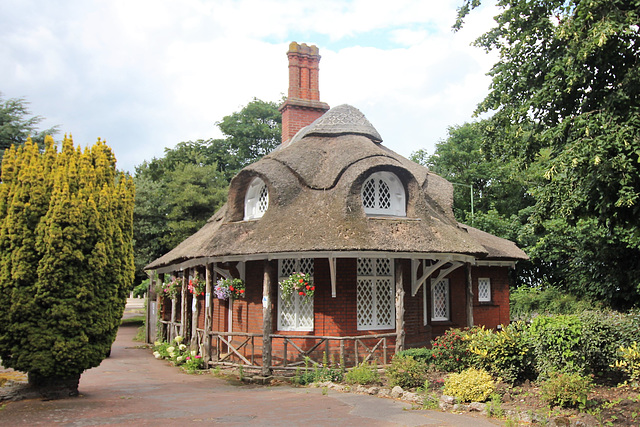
[{"xmin": 0, "ymin": 0, "xmax": 500, "ymax": 172}]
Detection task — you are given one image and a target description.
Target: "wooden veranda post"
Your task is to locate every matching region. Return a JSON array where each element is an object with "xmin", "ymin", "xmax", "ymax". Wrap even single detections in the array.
[
  {"xmin": 181, "ymin": 274, "xmax": 188, "ymax": 338},
  {"xmin": 203, "ymin": 263, "xmax": 213, "ymax": 362},
  {"xmin": 466, "ymin": 262, "xmax": 474, "ymax": 328},
  {"xmin": 156, "ymin": 273, "xmax": 165, "ymax": 342},
  {"xmin": 190, "ymin": 268, "xmax": 200, "ymax": 350},
  {"xmin": 261, "ymin": 260, "xmax": 275, "ymax": 376},
  {"xmin": 145, "ymin": 271, "xmax": 154, "ymax": 343},
  {"xmin": 395, "ymin": 260, "xmax": 405, "ymax": 353}
]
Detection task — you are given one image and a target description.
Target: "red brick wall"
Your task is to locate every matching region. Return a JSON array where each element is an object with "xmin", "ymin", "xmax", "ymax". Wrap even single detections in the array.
[
  {"xmin": 471, "ymin": 266, "xmax": 510, "ymax": 329},
  {"xmin": 429, "ymin": 265, "xmax": 511, "ymax": 341},
  {"xmin": 167, "ymin": 259, "xmax": 510, "ymax": 360}
]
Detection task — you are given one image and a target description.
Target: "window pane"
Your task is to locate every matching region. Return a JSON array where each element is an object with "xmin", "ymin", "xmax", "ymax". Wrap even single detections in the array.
[
  {"xmin": 478, "ymin": 278, "xmax": 491, "ymax": 302},
  {"xmin": 432, "ymin": 279, "xmax": 449, "ymax": 321},
  {"xmin": 278, "ymin": 259, "xmax": 314, "ymax": 331},
  {"xmin": 378, "ymin": 179, "xmax": 391, "ymax": 209},
  {"xmin": 357, "ymin": 258, "xmax": 394, "ymax": 330},
  {"xmin": 362, "ymin": 179, "xmax": 376, "ymax": 208}
]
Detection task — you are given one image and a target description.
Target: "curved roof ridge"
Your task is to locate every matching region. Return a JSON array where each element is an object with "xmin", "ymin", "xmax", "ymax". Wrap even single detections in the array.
[{"xmin": 301, "ymin": 104, "xmax": 383, "ymax": 143}]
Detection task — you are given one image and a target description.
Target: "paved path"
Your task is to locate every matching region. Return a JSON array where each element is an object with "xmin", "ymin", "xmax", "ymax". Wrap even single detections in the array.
[{"xmin": 0, "ymin": 325, "xmax": 502, "ymax": 426}]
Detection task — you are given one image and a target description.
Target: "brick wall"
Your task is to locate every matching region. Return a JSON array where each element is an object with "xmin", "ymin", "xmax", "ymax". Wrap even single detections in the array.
[{"xmin": 162, "ymin": 259, "xmax": 510, "ymax": 360}]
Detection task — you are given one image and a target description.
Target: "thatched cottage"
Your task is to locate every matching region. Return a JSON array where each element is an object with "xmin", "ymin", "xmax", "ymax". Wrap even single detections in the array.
[{"xmin": 145, "ymin": 42, "xmax": 527, "ymax": 374}]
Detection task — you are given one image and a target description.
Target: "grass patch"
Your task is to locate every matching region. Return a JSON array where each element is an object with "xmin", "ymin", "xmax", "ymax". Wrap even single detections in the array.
[{"xmin": 121, "ymin": 316, "xmax": 145, "ymax": 326}]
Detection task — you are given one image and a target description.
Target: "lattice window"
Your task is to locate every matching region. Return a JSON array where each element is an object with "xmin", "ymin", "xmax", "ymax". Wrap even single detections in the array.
[
  {"xmin": 277, "ymin": 258, "xmax": 314, "ymax": 331},
  {"xmin": 357, "ymin": 258, "xmax": 395, "ymax": 330},
  {"xmin": 244, "ymin": 177, "xmax": 269, "ymax": 220},
  {"xmin": 431, "ymin": 278, "xmax": 450, "ymax": 321},
  {"xmin": 361, "ymin": 171, "xmax": 406, "ymax": 216},
  {"xmin": 478, "ymin": 278, "xmax": 491, "ymax": 302}
]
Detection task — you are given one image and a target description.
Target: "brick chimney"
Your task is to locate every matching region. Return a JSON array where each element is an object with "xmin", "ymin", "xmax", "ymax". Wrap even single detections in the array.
[{"xmin": 279, "ymin": 42, "xmax": 330, "ymax": 146}]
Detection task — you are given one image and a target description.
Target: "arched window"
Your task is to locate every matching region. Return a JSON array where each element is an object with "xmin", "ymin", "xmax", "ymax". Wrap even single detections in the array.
[
  {"xmin": 244, "ymin": 177, "xmax": 269, "ymax": 220},
  {"xmin": 361, "ymin": 171, "xmax": 406, "ymax": 216}
]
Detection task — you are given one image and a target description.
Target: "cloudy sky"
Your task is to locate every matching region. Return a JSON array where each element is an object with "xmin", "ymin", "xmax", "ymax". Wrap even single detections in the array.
[{"xmin": 0, "ymin": 0, "xmax": 499, "ymax": 173}]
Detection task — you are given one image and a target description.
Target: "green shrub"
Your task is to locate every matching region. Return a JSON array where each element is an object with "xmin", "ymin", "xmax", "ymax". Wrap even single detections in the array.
[
  {"xmin": 429, "ymin": 328, "xmax": 475, "ymax": 372},
  {"xmin": 510, "ymin": 287, "xmax": 596, "ymax": 321},
  {"xmin": 295, "ymin": 353, "xmax": 344, "ymax": 385},
  {"xmin": 133, "ymin": 279, "xmax": 149, "ymax": 298},
  {"xmin": 467, "ymin": 322, "xmax": 535, "ymax": 383},
  {"xmin": 442, "ymin": 368, "xmax": 495, "ymax": 402},
  {"xmin": 345, "ymin": 361, "xmax": 380, "ymax": 385},
  {"xmin": 396, "ymin": 347, "xmax": 433, "ymax": 364},
  {"xmin": 529, "ymin": 315, "xmax": 585, "ymax": 377},
  {"xmin": 386, "ymin": 354, "xmax": 429, "ymax": 389},
  {"xmin": 577, "ymin": 310, "xmax": 625, "ymax": 376},
  {"xmin": 540, "ymin": 372, "xmax": 593, "ymax": 408},
  {"xmin": 612, "ymin": 342, "xmax": 640, "ymax": 387}
]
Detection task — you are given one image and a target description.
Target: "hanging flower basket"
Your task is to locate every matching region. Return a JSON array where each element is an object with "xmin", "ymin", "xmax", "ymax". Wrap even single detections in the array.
[
  {"xmin": 279, "ymin": 272, "xmax": 314, "ymax": 304},
  {"xmin": 214, "ymin": 278, "xmax": 245, "ymax": 300},
  {"xmin": 188, "ymin": 273, "xmax": 205, "ymax": 296},
  {"xmin": 160, "ymin": 276, "xmax": 182, "ymax": 299}
]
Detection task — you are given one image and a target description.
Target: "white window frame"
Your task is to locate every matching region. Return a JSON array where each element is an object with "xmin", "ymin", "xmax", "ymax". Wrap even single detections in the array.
[
  {"xmin": 244, "ymin": 177, "xmax": 269, "ymax": 220},
  {"xmin": 357, "ymin": 258, "xmax": 395, "ymax": 331},
  {"xmin": 277, "ymin": 259, "xmax": 314, "ymax": 332},
  {"xmin": 478, "ymin": 277, "xmax": 491, "ymax": 302},
  {"xmin": 361, "ymin": 171, "xmax": 406, "ymax": 217},
  {"xmin": 431, "ymin": 278, "xmax": 450, "ymax": 321}
]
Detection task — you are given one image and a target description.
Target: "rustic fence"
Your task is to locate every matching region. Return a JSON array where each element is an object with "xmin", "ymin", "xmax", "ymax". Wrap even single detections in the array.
[{"xmin": 197, "ymin": 331, "xmax": 396, "ymax": 371}]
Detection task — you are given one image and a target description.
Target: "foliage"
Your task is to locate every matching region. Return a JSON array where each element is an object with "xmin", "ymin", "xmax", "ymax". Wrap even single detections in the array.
[
  {"xmin": 344, "ymin": 361, "xmax": 380, "ymax": 385},
  {"xmin": 0, "ymin": 93, "xmax": 59, "ymax": 158},
  {"xmin": 160, "ymin": 276, "xmax": 182, "ymax": 299},
  {"xmin": 467, "ymin": 323, "xmax": 535, "ymax": 383},
  {"xmin": 133, "ymin": 99, "xmax": 281, "ymax": 286},
  {"xmin": 612, "ymin": 342, "xmax": 640, "ymax": 388},
  {"xmin": 132, "ymin": 278, "xmax": 148, "ymax": 298},
  {"xmin": 386, "ymin": 354, "xmax": 429, "ymax": 389},
  {"xmin": 443, "ymin": 367, "xmax": 495, "ymax": 403},
  {"xmin": 540, "ymin": 372, "xmax": 593, "ymax": 409},
  {"xmin": 153, "ymin": 336, "xmax": 204, "ymax": 372},
  {"xmin": 279, "ymin": 272, "xmax": 314, "ymax": 304},
  {"xmin": 294, "ymin": 353, "xmax": 344, "ymax": 385},
  {"xmin": 0, "ymin": 136, "xmax": 134, "ymax": 380},
  {"xmin": 411, "ymin": 121, "xmax": 532, "ymax": 221},
  {"xmin": 214, "ymin": 278, "xmax": 245, "ymax": 300},
  {"xmin": 454, "ymin": 0, "xmax": 640, "ymax": 310},
  {"xmin": 529, "ymin": 315, "xmax": 585, "ymax": 377},
  {"xmin": 577, "ymin": 310, "xmax": 626, "ymax": 377},
  {"xmin": 395, "ymin": 347, "xmax": 433, "ymax": 364},
  {"xmin": 187, "ymin": 272, "xmax": 205, "ymax": 296},
  {"xmin": 510, "ymin": 286, "xmax": 597, "ymax": 321},
  {"xmin": 429, "ymin": 328, "xmax": 474, "ymax": 372}
]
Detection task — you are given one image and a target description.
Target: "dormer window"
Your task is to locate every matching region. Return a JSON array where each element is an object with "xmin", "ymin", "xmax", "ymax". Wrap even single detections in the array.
[
  {"xmin": 244, "ymin": 177, "xmax": 269, "ymax": 220},
  {"xmin": 361, "ymin": 171, "xmax": 406, "ymax": 216}
]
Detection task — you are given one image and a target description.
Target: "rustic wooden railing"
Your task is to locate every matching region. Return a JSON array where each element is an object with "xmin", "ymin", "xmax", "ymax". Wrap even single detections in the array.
[
  {"xmin": 206, "ymin": 331, "xmax": 262, "ymax": 368},
  {"xmin": 270, "ymin": 333, "xmax": 395, "ymax": 370},
  {"xmin": 200, "ymin": 331, "xmax": 395, "ymax": 370},
  {"xmin": 158, "ymin": 319, "xmax": 181, "ymax": 343}
]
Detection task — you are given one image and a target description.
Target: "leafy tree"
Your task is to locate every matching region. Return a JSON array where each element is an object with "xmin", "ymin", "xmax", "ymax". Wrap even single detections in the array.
[
  {"xmin": 456, "ymin": 0, "xmax": 640, "ymax": 309},
  {"xmin": 133, "ymin": 98, "xmax": 281, "ymax": 283},
  {"xmin": 411, "ymin": 121, "xmax": 533, "ymax": 221},
  {"xmin": 0, "ymin": 93, "xmax": 58, "ymax": 158},
  {"xmin": 0, "ymin": 136, "xmax": 134, "ymax": 397}
]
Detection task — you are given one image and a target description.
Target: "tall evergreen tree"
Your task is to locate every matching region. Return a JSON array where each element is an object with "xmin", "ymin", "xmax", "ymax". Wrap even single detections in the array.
[{"xmin": 0, "ymin": 135, "xmax": 134, "ymax": 397}]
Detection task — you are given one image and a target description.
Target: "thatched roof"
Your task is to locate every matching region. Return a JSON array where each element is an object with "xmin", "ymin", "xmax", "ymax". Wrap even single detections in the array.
[{"xmin": 146, "ymin": 105, "xmax": 527, "ymax": 271}]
